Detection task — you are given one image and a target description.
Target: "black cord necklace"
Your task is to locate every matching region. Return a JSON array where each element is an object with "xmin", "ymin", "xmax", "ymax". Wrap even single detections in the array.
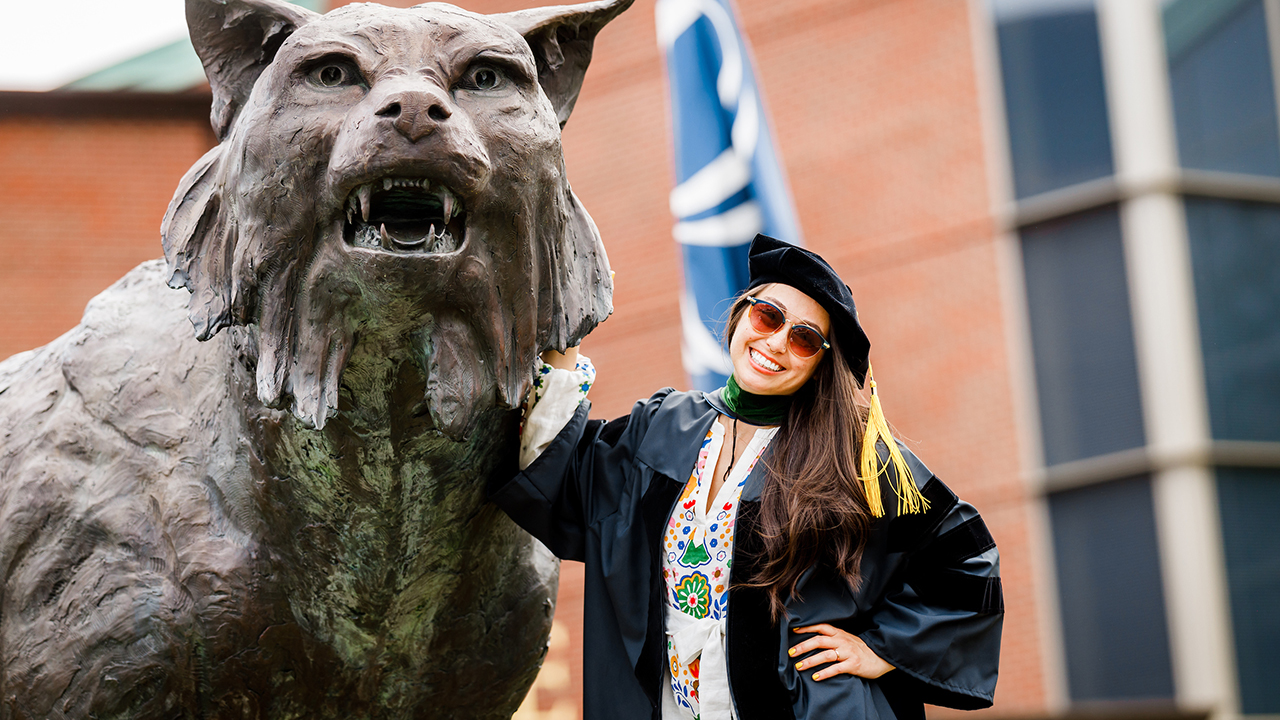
[{"xmin": 723, "ymin": 417, "xmax": 738, "ymax": 487}]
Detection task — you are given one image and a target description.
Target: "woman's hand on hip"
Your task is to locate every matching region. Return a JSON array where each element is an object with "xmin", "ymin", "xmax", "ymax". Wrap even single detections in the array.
[{"xmin": 789, "ymin": 624, "xmax": 894, "ymax": 681}]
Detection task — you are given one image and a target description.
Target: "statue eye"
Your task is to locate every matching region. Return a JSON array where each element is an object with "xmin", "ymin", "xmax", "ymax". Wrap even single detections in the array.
[
  {"xmin": 307, "ymin": 59, "xmax": 362, "ymax": 89},
  {"xmin": 463, "ymin": 65, "xmax": 505, "ymax": 91},
  {"xmin": 318, "ymin": 65, "xmax": 346, "ymax": 86}
]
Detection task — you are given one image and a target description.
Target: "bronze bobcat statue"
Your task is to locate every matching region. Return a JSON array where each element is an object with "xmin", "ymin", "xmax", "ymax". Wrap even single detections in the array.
[{"xmin": 0, "ymin": 0, "xmax": 622, "ymax": 717}]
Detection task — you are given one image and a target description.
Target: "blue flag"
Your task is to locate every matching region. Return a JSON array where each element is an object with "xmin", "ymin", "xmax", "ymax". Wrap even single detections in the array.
[{"xmin": 656, "ymin": 0, "xmax": 803, "ymax": 391}]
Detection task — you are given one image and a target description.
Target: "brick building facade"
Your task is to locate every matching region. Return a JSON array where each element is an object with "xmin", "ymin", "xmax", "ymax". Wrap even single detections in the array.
[
  {"xmin": 5, "ymin": 0, "xmax": 1279, "ymax": 718},
  {"xmin": 0, "ymin": 93, "xmax": 214, "ymax": 363}
]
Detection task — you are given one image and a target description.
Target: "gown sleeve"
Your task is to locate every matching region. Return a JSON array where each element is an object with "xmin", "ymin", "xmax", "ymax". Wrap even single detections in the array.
[
  {"xmin": 857, "ymin": 446, "xmax": 1004, "ymax": 710},
  {"xmin": 490, "ymin": 373, "xmax": 674, "ymax": 563}
]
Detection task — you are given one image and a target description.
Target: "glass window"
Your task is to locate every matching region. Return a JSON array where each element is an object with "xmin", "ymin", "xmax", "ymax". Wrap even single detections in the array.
[
  {"xmin": 1021, "ymin": 206, "xmax": 1145, "ymax": 466},
  {"xmin": 994, "ymin": 0, "xmax": 1115, "ymax": 198},
  {"xmin": 1216, "ymin": 467, "xmax": 1280, "ymax": 714},
  {"xmin": 1049, "ymin": 476, "xmax": 1175, "ymax": 701},
  {"xmin": 1184, "ymin": 198, "xmax": 1280, "ymax": 442},
  {"xmin": 1164, "ymin": 0, "xmax": 1280, "ymax": 177}
]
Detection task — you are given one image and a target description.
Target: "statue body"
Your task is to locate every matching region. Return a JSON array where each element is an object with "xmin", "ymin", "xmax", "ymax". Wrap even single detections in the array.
[
  {"xmin": 0, "ymin": 266, "xmax": 550, "ymax": 718},
  {"xmin": 0, "ymin": 1, "xmax": 622, "ymax": 717}
]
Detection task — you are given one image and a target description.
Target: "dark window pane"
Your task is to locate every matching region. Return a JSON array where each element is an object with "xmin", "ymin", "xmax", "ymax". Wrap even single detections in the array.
[
  {"xmin": 1021, "ymin": 206, "xmax": 1145, "ymax": 465},
  {"xmin": 996, "ymin": 2, "xmax": 1115, "ymax": 198},
  {"xmin": 1050, "ymin": 476, "xmax": 1175, "ymax": 701},
  {"xmin": 1217, "ymin": 467, "xmax": 1280, "ymax": 714},
  {"xmin": 1184, "ymin": 198, "xmax": 1280, "ymax": 442},
  {"xmin": 1165, "ymin": 0, "xmax": 1280, "ymax": 176}
]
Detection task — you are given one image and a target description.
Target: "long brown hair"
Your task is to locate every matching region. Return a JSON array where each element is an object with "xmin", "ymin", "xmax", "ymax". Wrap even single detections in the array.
[{"xmin": 726, "ymin": 287, "xmax": 874, "ymax": 620}]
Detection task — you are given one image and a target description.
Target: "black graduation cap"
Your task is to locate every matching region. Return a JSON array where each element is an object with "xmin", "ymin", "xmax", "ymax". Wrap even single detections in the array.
[{"xmin": 746, "ymin": 234, "xmax": 871, "ymax": 387}]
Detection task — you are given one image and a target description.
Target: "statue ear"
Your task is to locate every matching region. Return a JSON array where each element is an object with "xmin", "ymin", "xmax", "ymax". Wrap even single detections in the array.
[
  {"xmin": 186, "ymin": 0, "xmax": 319, "ymax": 139},
  {"xmin": 538, "ymin": 190, "xmax": 614, "ymax": 356},
  {"xmin": 494, "ymin": 0, "xmax": 634, "ymax": 128},
  {"xmin": 162, "ymin": 145, "xmax": 237, "ymax": 341}
]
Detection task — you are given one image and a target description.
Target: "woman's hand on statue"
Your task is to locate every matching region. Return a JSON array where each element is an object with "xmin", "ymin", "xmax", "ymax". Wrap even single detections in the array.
[
  {"xmin": 541, "ymin": 346, "xmax": 580, "ymax": 371},
  {"xmin": 789, "ymin": 624, "xmax": 894, "ymax": 681}
]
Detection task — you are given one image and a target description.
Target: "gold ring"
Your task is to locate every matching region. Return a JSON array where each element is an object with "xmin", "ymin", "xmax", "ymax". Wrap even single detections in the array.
[{"xmin": 835, "ymin": 649, "xmax": 841, "ymax": 661}]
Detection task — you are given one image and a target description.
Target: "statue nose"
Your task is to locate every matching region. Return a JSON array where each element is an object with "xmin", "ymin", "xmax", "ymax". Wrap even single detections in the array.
[{"xmin": 376, "ymin": 86, "xmax": 452, "ymax": 142}]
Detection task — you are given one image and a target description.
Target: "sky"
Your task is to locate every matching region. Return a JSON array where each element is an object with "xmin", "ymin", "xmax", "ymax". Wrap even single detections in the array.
[{"xmin": 0, "ymin": 0, "xmax": 188, "ymax": 91}]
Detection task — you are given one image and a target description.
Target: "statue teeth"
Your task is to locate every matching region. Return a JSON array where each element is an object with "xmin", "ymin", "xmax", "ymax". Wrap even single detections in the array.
[
  {"xmin": 344, "ymin": 179, "xmax": 463, "ymax": 230},
  {"xmin": 438, "ymin": 187, "xmax": 463, "ymax": 220},
  {"xmin": 431, "ymin": 229, "xmax": 451, "ymax": 253},
  {"xmin": 358, "ymin": 184, "xmax": 371, "ymax": 221},
  {"xmin": 442, "ymin": 192, "xmax": 455, "ymax": 222},
  {"xmin": 380, "ymin": 223, "xmax": 391, "ymax": 247}
]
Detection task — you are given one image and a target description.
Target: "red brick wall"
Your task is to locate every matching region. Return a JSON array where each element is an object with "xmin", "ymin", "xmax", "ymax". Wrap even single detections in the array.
[
  {"xmin": 0, "ymin": 114, "xmax": 213, "ymax": 361},
  {"xmin": 1, "ymin": 0, "xmax": 1051, "ymax": 716}
]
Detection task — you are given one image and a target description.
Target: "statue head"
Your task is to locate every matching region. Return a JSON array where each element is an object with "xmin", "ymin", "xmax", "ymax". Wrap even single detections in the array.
[{"xmin": 162, "ymin": 0, "xmax": 624, "ymax": 436}]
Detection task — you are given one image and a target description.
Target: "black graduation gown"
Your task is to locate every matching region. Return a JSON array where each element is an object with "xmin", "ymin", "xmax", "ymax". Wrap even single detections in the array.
[{"xmin": 488, "ymin": 389, "xmax": 1003, "ymax": 720}]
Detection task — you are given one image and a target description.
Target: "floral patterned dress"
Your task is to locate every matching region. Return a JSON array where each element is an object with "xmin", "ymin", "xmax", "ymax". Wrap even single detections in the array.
[{"xmin": 661, "ymin": 420, "xmax": 777, "ymax": 720}]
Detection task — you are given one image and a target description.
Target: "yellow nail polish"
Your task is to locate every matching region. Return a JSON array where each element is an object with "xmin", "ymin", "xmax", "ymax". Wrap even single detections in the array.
[
  {"xmin": 787, "ymin": 648, "xmax": 796, "ymax": 657},
  {"xmin": 795, "ymin": 662, "xmax": 803, "ymax": 670},
  {"xmin": 813, "ymin": 673, "xmax": 821, "ymax": 681}
]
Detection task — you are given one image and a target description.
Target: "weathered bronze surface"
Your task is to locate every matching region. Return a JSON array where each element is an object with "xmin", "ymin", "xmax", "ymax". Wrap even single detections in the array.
[{"xmin": 0, "ymin": 0, "xmax": 622, "ymax": 716}]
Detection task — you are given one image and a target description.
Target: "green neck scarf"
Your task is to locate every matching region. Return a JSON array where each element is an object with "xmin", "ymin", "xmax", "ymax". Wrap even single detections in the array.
[{"xmin": 721, "ymin": 375, "xmax": 792, "ymax": 426}]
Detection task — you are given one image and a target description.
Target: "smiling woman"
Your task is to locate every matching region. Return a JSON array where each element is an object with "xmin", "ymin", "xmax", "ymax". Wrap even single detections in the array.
[
  {"xmin": 492, "ymin": 234, "xmax": 1005, "ymax": 720},
  {"xmin": 728, "ymin": 284, "xmax": 830, "ymax": 397}
]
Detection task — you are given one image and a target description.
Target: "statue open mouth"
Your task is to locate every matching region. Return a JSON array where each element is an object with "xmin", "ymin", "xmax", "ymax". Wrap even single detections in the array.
[{"xmin": 343, "ymin": 177, "xmax": 466, "ymax": 254}]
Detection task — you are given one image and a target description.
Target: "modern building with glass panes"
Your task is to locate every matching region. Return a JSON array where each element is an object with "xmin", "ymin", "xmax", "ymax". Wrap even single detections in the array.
[{"xmin": 990, "ymin": 0, "xmax": 1280, "ymax": 713}]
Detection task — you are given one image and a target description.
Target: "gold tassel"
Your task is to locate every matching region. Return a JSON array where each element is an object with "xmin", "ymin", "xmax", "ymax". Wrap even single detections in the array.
[{"xmin": 859, "ymin": 364, "xmax": 929, "ymax": 518}]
